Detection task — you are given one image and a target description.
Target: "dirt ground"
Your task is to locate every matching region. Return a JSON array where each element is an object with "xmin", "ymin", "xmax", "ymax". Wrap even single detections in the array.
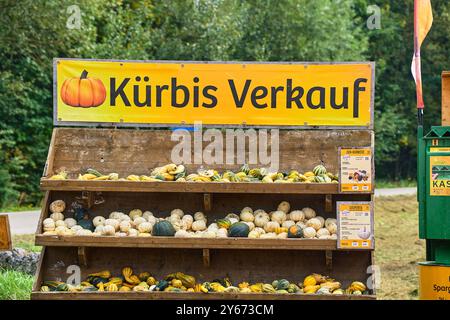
[{"xmin": 374, "ymin": 195, "xmax": 424, "ymax": 300}]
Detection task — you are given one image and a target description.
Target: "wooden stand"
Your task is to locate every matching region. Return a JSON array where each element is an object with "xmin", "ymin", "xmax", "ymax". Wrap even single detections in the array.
[{"xmin": 32, "ymin": 128, "xmax": 376, "ymax": 300}]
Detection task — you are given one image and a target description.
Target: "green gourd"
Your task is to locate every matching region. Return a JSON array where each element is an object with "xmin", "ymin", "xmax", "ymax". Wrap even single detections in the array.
[
  {"xmin": 152, "ymin": 220, "xmax": 176, "ymax": 236},
  {"xmin": 228, "ymin": 222, "xmax": 250, "ymax": 237}
]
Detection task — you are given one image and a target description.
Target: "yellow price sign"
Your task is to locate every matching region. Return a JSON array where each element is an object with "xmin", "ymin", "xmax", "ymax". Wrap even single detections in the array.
[{"xmin": 54, "ymin": 59, "xmax": 374, "ymax": 127}]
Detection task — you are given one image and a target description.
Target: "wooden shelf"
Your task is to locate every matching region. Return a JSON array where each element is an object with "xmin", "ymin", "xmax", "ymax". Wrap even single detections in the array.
[
  {"xmin": 41, "ymin": 179, "xmax": 372, "ymax": 195},
  {"xmin": 34, "ymin": 235, "xmax": 353, "ymax": 251},
  {"xmin": 31, "ymin": 291, "xmax": 375, "ymax": 300}
]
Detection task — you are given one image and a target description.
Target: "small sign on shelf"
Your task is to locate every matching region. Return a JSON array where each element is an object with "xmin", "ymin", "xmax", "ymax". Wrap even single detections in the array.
[
  {"xmin": 337, "ymin": 202, "xmax": 374, "ymax": 249},
  {"xmin": 339, "ymin": 147, "xmax": 373, "ymax": 193}
]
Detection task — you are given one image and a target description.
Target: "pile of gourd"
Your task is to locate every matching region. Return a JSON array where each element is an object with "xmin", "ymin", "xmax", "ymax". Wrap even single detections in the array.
[
  {"xmin": 41, "ymin": 269, "xmax": 368, "ymax": 295},
  {"xmin": 47, "ymin": 164, "xmax": 339, "ymax": 183},
  {"xmin": 42, "ymin": 200, "xmax": 337, "ymax": 240}
]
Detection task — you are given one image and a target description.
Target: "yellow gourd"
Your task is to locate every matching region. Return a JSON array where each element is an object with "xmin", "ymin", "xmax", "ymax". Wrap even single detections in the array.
[
  {"xmin": 303, "ymin": 285, "xmax": 320, "ymax": 294},
  {"xmin": 89, "ymin": 270, "xmax": 111, "ymax": 279},
  {"xmin": 119, "ymin": 286, "xmax": 131, "ymax": 292},
  {"xmin": 107, "ymin": 283, "xmax": 119, "ymax": 292},
  {"xmin": 147, "ymin": 276, "xmax": 157, "ymax": 286}
]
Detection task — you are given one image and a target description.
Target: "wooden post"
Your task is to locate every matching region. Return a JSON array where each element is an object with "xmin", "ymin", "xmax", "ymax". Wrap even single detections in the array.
[
  {"xmin": 0, "ymin": 215, "xmax": 12, "ymax": 251},
  {"xmin": 443, "ymin": 71, "xmax": 450, "ymax": 126}
]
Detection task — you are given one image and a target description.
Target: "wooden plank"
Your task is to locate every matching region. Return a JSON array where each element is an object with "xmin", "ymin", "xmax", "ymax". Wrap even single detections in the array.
[
  {"xmin": 43, "ymin": 129, "xmax": 57, "ymax": 177},
  {"xmin": 43, "ymin": 128, "xmax": 373, "ymax": 179},
  {"xmin": 40, "ymin": 180, "xmax": 367, "ymax": 194},
  {"xmin": 32, "ymin": 247, "xmax": 46, "ymax": 291},
  {"xmin": 443, "ymin": 71, "xmax": 450, "ymax": 126},
  {"xmin": 31, "ymin": 291, "xmax": 376, "ymax": 300},
  {"xmin": 0, "ymin": 215, "xmax": 12, "ymax": 251},
  {"xmin": 35, "ymin": 191, "xmax": 50, "ymax": 235},
  {"xmin": 35, "ymin": 235, "xmax": 344, "ymax": 251}
]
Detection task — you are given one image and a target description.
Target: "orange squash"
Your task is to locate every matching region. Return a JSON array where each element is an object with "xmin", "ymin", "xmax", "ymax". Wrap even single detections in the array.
[{"xmin": 60, "ymin": 70, "xmax": 106, "ymax": 107}]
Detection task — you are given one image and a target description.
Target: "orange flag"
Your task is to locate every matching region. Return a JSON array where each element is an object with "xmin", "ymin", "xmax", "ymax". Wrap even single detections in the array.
[{"xmin": 411, "ymin": 0, "xmax": 433, "ymax": 109}]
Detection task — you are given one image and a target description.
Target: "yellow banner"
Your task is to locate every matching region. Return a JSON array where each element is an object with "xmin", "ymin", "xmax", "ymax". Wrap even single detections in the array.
[
  {"xmin": 430, "ymin": 156, "xmax": 450, "ymax": 196},
  {"xmin": 54, "ymin": 59, "xmax": 373, "ymax": 127}
]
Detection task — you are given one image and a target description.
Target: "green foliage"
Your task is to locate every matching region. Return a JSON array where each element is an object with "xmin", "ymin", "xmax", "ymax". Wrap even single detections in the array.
[{"xmin": 0, "ymin": 269, "xmax": 34, "ymax": 300}]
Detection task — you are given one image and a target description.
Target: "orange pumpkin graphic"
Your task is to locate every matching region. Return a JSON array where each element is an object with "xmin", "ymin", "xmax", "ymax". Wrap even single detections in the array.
[{"xmin": 60, "ymin": 70, "xmax": 106, "ymax": 107}]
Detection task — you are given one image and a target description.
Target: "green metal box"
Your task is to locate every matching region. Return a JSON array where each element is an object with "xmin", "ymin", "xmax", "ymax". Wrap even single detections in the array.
[{"xmin": 418, "ymin": 126, "xmax": 450, "ymax": 263}]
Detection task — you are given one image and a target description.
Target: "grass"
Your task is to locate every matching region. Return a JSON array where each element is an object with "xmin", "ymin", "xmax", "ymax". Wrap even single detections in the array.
[
  {"xmin": 0, "ymin": 195, "xmax": 425, "ymax": 300},
  {"xmin": 0, "ymin": 204, "xmax": 39, "ymax": 213},
  {"xmin": 0, "ymin": 269, "xmax": 34, "ymax": 300},
  {"xmin": 12, "ymin": 234, "xmax": 41, "ymax": 252},
  {"xmin": 376, "ymin": 179, "xmax": 417, "ymax": 189},
  {"xmin": 374, "ymin": 195, "xmax": 424, "ymax": 300}
]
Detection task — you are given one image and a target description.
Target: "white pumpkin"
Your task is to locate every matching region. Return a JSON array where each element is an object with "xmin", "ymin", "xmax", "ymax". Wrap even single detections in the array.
[
  {"xmin": 50, "ymin": 212, "xmax": 64, "ymax": 221},
  {"xmin": 316, "ymin": 216, "xmax": 325, "ymax": 228},
  {"xmin": 49, "ymin": 200, "xmax": 66, "ymax": 213},
  {"xmin": 119, "ymin": 220, "xmax": 132, "ymax": 233},
  {"xmin": 105, "ymin": 218, "xmax": 120, "ymax": 231},
  {"xmin": 119, "ymin": 215, "xmax": 131, "ymax": 222},
  {"xmin": 289, "ymin": 210, "xmax": 305, "ymax": 222},
  {"xmin": 203, "ymin": 230, "xmax": 216, "ymax": 238},
  {"xmin": 43, "ymin": 231, "xmax": 57, "ymax": 235},
  {"xmin": 244, "ymin": 221, "xmax": 255, "ymax": 231},
  {"xmin": 138, "ymin": 232, "xmax": 151, "ymax": 237},
  {"xmin": 277, "ymin": 201, "xmax": 290, "ymax": 214},
  {"xmin": 254, "ymin": 212, "xmax": 270, "ymax": 227},
  {"xmin": 228, "ymin": 217, "xmax": 239, "ymax": 225},
  {"xmin": 94, "ymin": 225, "xmax": 105, "ymax": 234},
  {"xmin": 63, "ymin": 229, "xmax": 75, "ymax": 236},
  {"xmin": 175, "ymin": 229, "xmax": 190, "ymax": 238},
  {"xmin": 138, "ymin": 222, "xmax": 153, "ymax": 233},
  {"xmin": 43, "ymin": 218, "xmax": 55, "ymax": 231},
  {"xmin": 194, "ymin": 211, "xmax": 205, "ymax": 221},
  {"xmin": 303, "ymin": 227, "xmax": 317, "ymax": 238},
  {"xmin": 192, "ymin": 220, "xmax": 207, "ymax": 231},
  {"xmin": 133, "ymin": 217, "xmax": 147, "ymax": 228},
  {"xmin": 109, "ymin": 211, "xmax": 124, "ymax": 219},
  {"xmin": 142, "ymin": 211, "xmax": 154, "ymax": 221},
  {"xmin": 64, "ymin": 218, "xmax": 77, "ymax": 229},
  {"xmin": 264, "ymin": 221, "xmax": 280, "ymax": 233},
  {"xmin": 55, "ymin": 220, "xmax": 66, "ymax": 228},
  {"xmin": 115, "ymin": 232, "xmax": 127, "ymax": 237},
  {"xmin": 207, "ymin": 223, "xmax": 219, "ymax": 231},
  {"xmin": 271, "ymin": 211, "xmax": 287, "ymax": 224},
  {"xmin": 260, "ymin": 232, "xmax": 277, "ymax": 239},
  {"xmin": 253, "ymin": 227, "xmax": 266, "ymax": 235},
  {"xmin": 55, "ymin": 226, "xmax": 67, "ymax": 236},
  {"xmin": 225, "ymin": 213, "xmax": 240, "ymax": 220},
  {"xmin": 318, "ymin": 235, "xmax": 331, "ymax": 239},
  {"xmin": 302, "ymin": 207, "xmax": 316, "ymax": 219},
  {"xmin": 306, "ymin": 218, "xmax": 322, "ymax": 231},
  {"xmin": 93, "ymin": 216, "xmax": 106, "ymax": 227},
  {"xmin": 129, "ymin": 209, "xmax": 143, "ymax": 220},
  {"xmin": 248, "ymin": 230, "xmax": 260, "ymax": 238},
  {"xmin": 326, "ymin": 222, "xmax": 337, "ymax": 235},
  {"xmin": 330, "ymin": 233, "xmax": 338, "ymax": 240},
  {"xmin": 216, "ymin": 228, "xmax": 228, "ymax": 238},
  {"xmin": 171, "ymin": 209, "xmax": 184, "ymax": 219},
  {"xmin": 317, "ymin": 228, "xmax": 330, "ymax": 237},
  {"xmin": 296, "ymin": 221, "xmax": 307, "ymax": 229},
  {"xmin": 253, "ymin": 209, "xmax": 266, "ymax": 215},
  {"xmin": 171, "ymin": 220, "xmax": 182, "ymax": 232},
  {"xmin": 241, "ymin": 206, "xmax": 253, "ymax": 214},
  {"xmin": 277, "ymin": 232, "xmax": 288, "ymax": 239},
  {"xmin": 71, "ymin": 225, "xmax": 83, "ymax": 232},
  {"xmin": 76, "ymin": 229, "xmax": 92, "ymax": 236},
  {"xmin": 282, "ymin": 220, "xmax": 296, "ymax": 229},
  {"xmin": 181, "ymin": 215, "xmax": 193, "ymax": 229},
  {"xmin": 168, "ymin": 214, "xmax": 181, "ymax": 224},
  {"xmin": 102, "ymin": 225, "xmax": 116, "ymax": 236},
  {"xmin": 128, "ymin": 228, "xmax": 139, "ymax": 237},
  {"xmin": 145, "ymin": 215, "xmax": 156, "ymax": 226},
  {"xmin": 240, "ymin": 211, "xmax": 254, "ymax": 222},
  {"xmin": 325, "ymin": 218, "xmax": 337, "ymax": 228}
]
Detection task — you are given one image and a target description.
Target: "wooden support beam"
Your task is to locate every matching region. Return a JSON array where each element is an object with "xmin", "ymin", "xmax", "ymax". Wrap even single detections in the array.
[
  {"xmin": 81, "ymin": 191, "xmax": 95, "ymax": 208},
  {"xmin": 78, "ymin": 247, "xmax": 87, "ymax": 267},
  {"xmin": 325, "ymin": 250, "xmax": 333, "ymax": 271},
  {"xmin": 203, "ymin": 194, "xmax": 212, "ymax": 212},
  {"xmin": 325, "ymin": 194, "xmax": 333, "ymax": 213},
  {"xmin": 203, "ymin": 249, "xmax": 210, "ymax": 267}
]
